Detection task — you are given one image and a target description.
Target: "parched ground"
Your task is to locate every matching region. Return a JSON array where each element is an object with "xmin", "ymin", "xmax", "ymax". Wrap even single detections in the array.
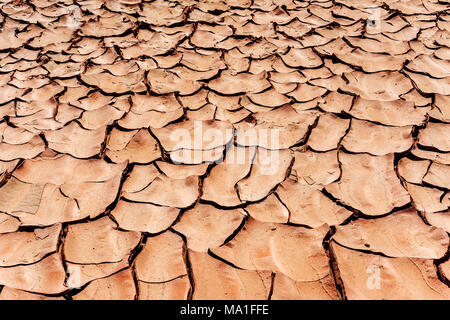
[{"xmin": 0, "ymin": 0, "xmax": 449, "ymax": 300}]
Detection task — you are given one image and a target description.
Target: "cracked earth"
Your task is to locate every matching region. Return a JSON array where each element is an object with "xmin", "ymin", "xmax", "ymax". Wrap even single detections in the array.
[{"xmin": 0, "ymin": 0, "xmax": 449, "ymax": 300}]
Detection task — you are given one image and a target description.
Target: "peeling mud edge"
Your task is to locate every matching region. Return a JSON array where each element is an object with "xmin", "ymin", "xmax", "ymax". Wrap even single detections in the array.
[
  {"xmin": 434, "ymin": 243, "xmax": 450, "ymax": 288},
  {"xmin": 170, "ymin": 229, "xmax": 195, "ymax": 300},
  {"xmin": 267, "ymin": 272, "xmax": 276, "ymax": 300},
  {"xmin": 323, "ymin": 227, "xmax": 346, "ymax": 300}
]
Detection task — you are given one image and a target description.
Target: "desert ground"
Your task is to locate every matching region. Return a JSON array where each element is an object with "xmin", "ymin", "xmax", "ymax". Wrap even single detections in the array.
[{"xmin": 0, "ymin": 0, "xmax": 449, "ymax": 300}]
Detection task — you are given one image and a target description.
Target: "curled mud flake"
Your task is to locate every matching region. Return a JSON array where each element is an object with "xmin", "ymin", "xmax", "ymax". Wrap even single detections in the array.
[
  {"xmin": 202, "ymin": 145, "xmax": 255, "ymax": 207},
  {"xmin": 418, "ymin": 122, "xmax": 450, "ymax": 152},
  {"xmin": 309, "ymin": 75, "xmax": 346, "ymax": 92},
  {"xmin": 0, "ymin": 286, "xmax": 64, "ymax": 300},
  {"xmin": 235, "ymin": 107, "xmax": 318, "ymax": 149},
  {"xmin": 404, "ymin": 70, "xmax": 450, "ymax": 95},
  {"xmin": 55, "ymin": 103, "xmax": 83, "ymax": 125},
  {"xmin": 407, "ymin": 55, "xmax": 450, "ymax": 79},
  {"xmin": 308, "ymin": 114, "xmax": 349, "ymax": 151},
  {"xmin": 21, "ymin": 83, "xmax": 64, "ymax": 102},
  {"xmin": 326, "ymin": 153, "xmax": 410, "ymax": 216},
  {"xmin": 343, "ymin": 71, "xmax": 413, "ymax": 101},
  {"xmin": 411, "ymin": 147, "xmax": 450, "ymax": 165},
  {"xmin": 0, "ymin": 213, "xmax": 20, "ymax": 234},
  {"xmin": 190, "ymin": 251, "xmax": 272, "ymax": 300},
  {"xmin": 112, "ymin": 200, "xmax": 179, "ymax": 234},
  {"xmin": 341, "ymin": 119, "xmax": 414, "ymax": 156},
  {"xmin": 345, "ymin": 36, "xmax": 410, "ymax": 55},
  {"xmin": 0, "ymin": 136, "xmax": 45, "ymax": 161},
  {"xmin": 333, "ymin": 207, "xmax": 449, "ymax": 259},
  {"xmin": 271, "ymin": 272, "xmax": 339, "ymax": 300},
  {"xmin": 155, "ymin": 161, "xmax": 206, "ymax": 179},
  {"xmin": 138, "ymin": 276, "xmax": 190, "ymax": 300},
  {"xmin": 291, "ymin": 150, "xmax": 341, "ymax": 187},
  {"xmin": 0, "ymin": 101, "xmax": 15, "ymax": 118},
  {"xmin": 245, "ymin": 194, "xmax": 289, "ymax": 224},
  {"xmin": 336, "ymin": 49, "xmax": 405, "ymax": 73},
  {"xmin": 277, "ymin": 179, "xmax": 352, "ymax": 228},
  {"xmin": 79, "ymin": 105, "xmax": 125, "ymax": 130},
  {"xmin": 135, "ymin": 231, "xmax": 186, "ymax": 283},
  {"xmin": 60, "ymin": 175, "xmax": 122, "ymax": 220},
  {"xmin": 186, "ymin": 103, "xmax": 216, "ymax": 121},
  {"xmin": 0, "ymin": 224, "xmax": 60, "ymax": 266},
  {"xmin": 80, "ymin": 13, "xmax": 135, "ymax": 37},
  {"xmin": 13, "ymin": 155, "xmax": 126, "ymax": 185},
  {"xmin": 0, "ymin": 159, "xmax": 18, "ymax": 176},
  {"xmin": 69, "ymin": 91, "xmax": 112, "ymax": 112},
  {"xmin": 2, "ymin": 126, "xmax": 38, "ymax": 145},
  {"xmin": 406, "ymin": 183, "xmax": 450, "ymax": 214},
  {"xmin": 0, "ymin": 182, "xmax": 80, "ymax": 227},
  {"xmin": 0, "ymin": 178, "xmax": 51, "ymax": 214},
  {"xmin": 121, "ymin": 164, "xmax": 159, "ymax": 193},
  {"xmin": 208, "ymin": 71, "xmax": 271, "ymax": 95},
  {"xmin": 331, "ymin": 242, "xmax": 450, "ymax": 300},
  {"xmin": 287, "ymin": 83, "xmax": 327, "ymax": 102},
  {"xmin": 81, "ymin": 66, "xmax": 145, "ymax": 94},
  {"xmin": 215, "ymin": 107, "xmax": 251, "ymax": 124},
  {"xmin": 430, "ymin": 94, "xmax": 450, "ymax": 122},
  {"xmin": 425, "ymin": 211, "xmax": 450, "ymax": 233},
  {"xmin": 224, "ymin": 48, "xmax": 250, "ymax": 74},
  {"xmin": 190, "ymin": 30, "xmax": 228, "ymax": 49},
  {"xmin": 123, "ymin": 172, "xmax": 199, "ymax": 208},
  {"xmin": 211, "ymin": 219, "xmax": 331, "ymax": 282},
  {"xmin": 44, "ymin": 60, "xmax": 84, "ymax": 78},
  {"xmin": 237, "ymin": 148, "xmax": 293, "ymax": 202},
  {"xmin": 280, "ymin": 47, "xmax": 322, "ymax": 69},
  {"xmin": 66, "ymin": 259, "xmax": 129, "ymax": 289},
  {"xmin": 247, "ymin": 88, "xmax": 291, "ymax": 108},
  {"xmin": 178, "ymin": 89, "xmax": 208, "ymax": 111},
  {"xmin": 397, "ymin": 158, "xmax": 430, "ymax": 184},
  {"xmin": 139, "ymin": 1, "xmax": 185, "ymax": 26},
  {"xmin": 73, "ymin": 269, "xmax": 136, "ymax": 300},
  {"xmin": 181, "ymin": 50, "xmax": 226, "ymax": 72},
  {"xmin": 106, "ymin": 128, "xmax": 138, "ymax": 152},
  {"xmin": 318, "ymin": 91, "xmax": 353, "ymax": 113},
  {"xmin": 119, "ymin": 107, "xmax": 184, "ymax": 129},
  {"xmin": 64, "ymin": 217, "xmax": 140, "ymax": 264},
  {"xmin": 276, "ymin": 18, "xmax": 312, "ymax": 38},
  {"xmin": 106, "ymin": 129, "xmax": 161, "ymax": 164},
  {"xmin": 439, "ymin": 260, "xmax": 450, "ymax": 282},
  {"xmin": 207, "ymin": 92, "xmax": 241, "ymax": 111},
  {"xmin": 44, "ymin": 122, "xmax": 106, "ymax": 159},
  {"xmin": 173, "ymin": 203, "xmax": 245, "ymax": 252},
  {"xmin": 324, "ymin": 58, "xmax": 354, "ymax": 76},
  {"xmin": 152, "ymin": 119, "xmax": 233, "ymax": 152},
  {"xmin": 269, "ymin": 70, "xmax": 306, "ymax": 85},
  {"xmin": 350, "ymin": 98, "xmax": 429, "ymax": 126},
  {"xmin": 147, "ymin": 69, "xmax": 201, "ymax": 95},
  {"xmin": 0, "ymin": 253, "xmax": 66, "ymax": 295},
  {"xmin": 423, "ymin": 162, "xmax": 450, "ymax": 190}
]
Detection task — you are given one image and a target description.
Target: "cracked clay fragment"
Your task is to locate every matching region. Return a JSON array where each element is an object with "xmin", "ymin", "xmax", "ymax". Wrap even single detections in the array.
[
  {"xmin": 173, "ymin": 203, "xmax": 245, "ymax": 252},
  {"xmin": 326, "ymin": 153, "xmax": 410, "ymax": 216},
  {"xmin": 211, "ymin": 219, "xmax": 331, "ymax": 282},
  {"xmin": 333, "ymin": 208, "xmax": 449, "ymax": 258},
  {"xmin": 331, "ymin": 242, "xmax": 450, "ymax": 300}
]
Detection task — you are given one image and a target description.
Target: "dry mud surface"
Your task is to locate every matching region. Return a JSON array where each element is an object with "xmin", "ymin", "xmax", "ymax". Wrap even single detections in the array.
[{"xmin": 0, "ymin": 0, "xmax": 449, "ymax": 300}]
